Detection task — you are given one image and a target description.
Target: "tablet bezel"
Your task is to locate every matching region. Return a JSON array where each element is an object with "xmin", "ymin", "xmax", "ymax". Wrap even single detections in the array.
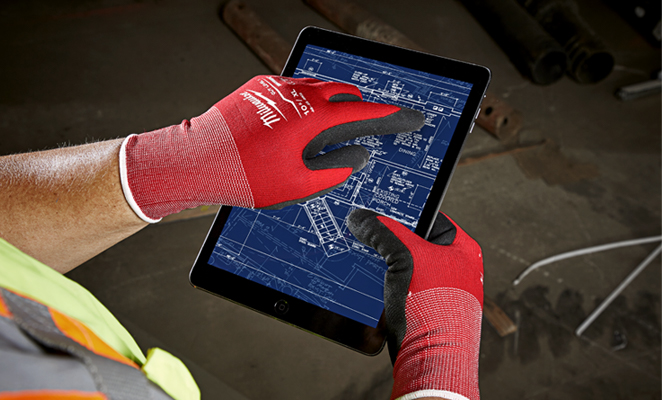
[
  {"xmin": 190, "ymin": 208, "xmax": 388, "ymax": 355},
  {"xmin": 190, "ymin": 26, "xmax": 490, "ymax": 355}
]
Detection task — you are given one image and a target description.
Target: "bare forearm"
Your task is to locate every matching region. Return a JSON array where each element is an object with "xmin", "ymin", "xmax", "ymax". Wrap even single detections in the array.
[
  {"xmin": 0, "ymin": 78, "xmax": 425, "ymax": 275},
  {"xmin": 0, "ymin": 139, "xmax": 147, "ymax": 273}
]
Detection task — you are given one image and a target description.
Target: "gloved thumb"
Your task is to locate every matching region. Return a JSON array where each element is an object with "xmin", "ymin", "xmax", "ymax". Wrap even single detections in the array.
[
  {"xmin": 347, "ymin": 208, "xmax": 414, "ymax": 273},
  {"xmin": 347, "ymin": 208, "xmax": 416, "ymax": 364}
]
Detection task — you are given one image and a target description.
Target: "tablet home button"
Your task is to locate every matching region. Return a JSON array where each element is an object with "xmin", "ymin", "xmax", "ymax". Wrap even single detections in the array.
[{"xmin": 274, "ymin": 299, "xmax": 289, "ymax": 315}]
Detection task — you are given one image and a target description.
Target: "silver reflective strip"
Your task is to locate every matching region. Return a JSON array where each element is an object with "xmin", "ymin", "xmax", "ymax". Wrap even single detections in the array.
[
  {"xmin": 0, "ymin": 288, "xmax": 155, "ymax": 400},
  {"xmin": 0, "ymin": 316, "xmax": 98, "ymax": 392}
]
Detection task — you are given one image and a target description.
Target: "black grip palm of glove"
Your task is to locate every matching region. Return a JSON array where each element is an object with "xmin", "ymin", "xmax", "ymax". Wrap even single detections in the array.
[
  {"xmin": 347, "ymin": 209, "xmax": 484, "ymax": 400},
  {"xmin": 347, "ymin": 209, "xmax": 457, "ymax": 363}
]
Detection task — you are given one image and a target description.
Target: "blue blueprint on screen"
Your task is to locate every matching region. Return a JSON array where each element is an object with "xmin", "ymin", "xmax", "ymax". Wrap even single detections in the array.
[{"xmin": 208, "ymin": 44, "xmax": 472, "ymax": 327}]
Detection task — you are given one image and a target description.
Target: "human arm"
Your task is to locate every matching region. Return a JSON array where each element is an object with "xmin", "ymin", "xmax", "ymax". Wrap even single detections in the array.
[
  {"xmin": 347, "ymin": 210, "xmax": 484, "ymax": 400},
  {"xmin": 0, "ymin": 76, "xmax": 424, "ymax": 274},
  {"xmin": 0, "ymin": 140, "xmax": 147, "ymax": 274}
]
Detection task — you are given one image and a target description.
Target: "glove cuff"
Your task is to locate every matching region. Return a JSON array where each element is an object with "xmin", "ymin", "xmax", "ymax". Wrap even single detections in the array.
[
  {"xmin": 118, "ymin": 107, "xmax": 256, "ymax": 222},
  {"xmin": 394, "ymin": 390, "xmax": 471, "ymax": 400},
  {"xmin": 119, "ymin": 134, "xmax": 162, "ymax": 224},
  {"xmin": 391, "ymin": 287, "xmax": 482, "ymax": 400}
]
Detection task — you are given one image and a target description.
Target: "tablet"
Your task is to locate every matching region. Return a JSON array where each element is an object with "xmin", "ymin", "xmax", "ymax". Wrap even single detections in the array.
[{"xmin": 190, "ymin": 27, "xmax": 490, "ymax": 355}]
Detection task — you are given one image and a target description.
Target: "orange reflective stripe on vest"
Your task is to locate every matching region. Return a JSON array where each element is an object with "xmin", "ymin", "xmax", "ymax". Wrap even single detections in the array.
[
  {"xmin": 49, "ymin": 307, "xmax": 137, "ymax": 368},
  {"xmin": 0, "ymin": 289, "xmax": 138, "ymax": 368},
  {"xmin": 0, "ymin": 390, "xmax": 107, "ymax": 400},
  {"xmin": 0, "ymin": 294, "xmax": 11, "ymax": 319}
]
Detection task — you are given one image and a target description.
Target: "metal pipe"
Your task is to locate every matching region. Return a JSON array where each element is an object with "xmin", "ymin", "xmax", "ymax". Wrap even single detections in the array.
[
  {"xmin": 615, "ymin": 74, "xmax": 662, "ymax": 101},
  {"xmin": 512, "ymin": 235, "xmax": 662, "ymax": 286},
  {"xmin": 301, "ymin": 0, "xmax": 425, "ymax": 51},
  {"xmin": 304, "ymin": 0, "xmax": 522, "ymax": 141},
  {"xmin": 461, "ymin": 0, "xmax": 567, "ymax": 85},
  {"xmin": 477, "ymin": 94, "xmax": 522, "ymax": 142},
  {"xmin": 575, "ymin": 244, "xmax": 662, "ymax": 337},
  {"xmin": 518, "ymin": 0, "xmax": 615, "ymax": 83},
  {"xmin": 222, "ymin": 0, "xmax": 292, "ymax": 74}
]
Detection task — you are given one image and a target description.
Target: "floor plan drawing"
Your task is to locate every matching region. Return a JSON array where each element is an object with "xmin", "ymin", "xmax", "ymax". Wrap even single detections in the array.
[{"xmin": 209, "ymin": 45, "xmax": 473, "ymax": 327}]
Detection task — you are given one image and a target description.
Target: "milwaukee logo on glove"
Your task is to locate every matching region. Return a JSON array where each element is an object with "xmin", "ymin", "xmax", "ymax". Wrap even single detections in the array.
[
  {"xmin": 240, "ymin": 90, "xmax": 285, "ymax": 129},
  {"xmin": 238, "ymin": 76, "xmax": 316, "ymax": 129}
]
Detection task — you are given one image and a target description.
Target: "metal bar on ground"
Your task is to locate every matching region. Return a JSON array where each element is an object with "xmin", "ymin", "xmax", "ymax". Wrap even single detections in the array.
[{"xmin": 575, "ymin": 244, "xmax": 662, "ymax": 337}]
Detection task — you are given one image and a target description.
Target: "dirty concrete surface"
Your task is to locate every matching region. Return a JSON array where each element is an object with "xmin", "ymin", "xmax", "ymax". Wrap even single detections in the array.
[{"xmin": 0, "ymin": 0, "xmax": 660, "ymax": 399}]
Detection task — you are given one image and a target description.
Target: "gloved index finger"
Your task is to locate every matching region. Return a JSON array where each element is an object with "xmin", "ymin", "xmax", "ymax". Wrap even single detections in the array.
[
  {"xmin": 329, "ymin": 93, "xmax": 362, "ymax": 102},
  {"xmin": 303, "ymin": 105, "xmax": 425, "ymax": 159},
  {"xmin": 315, "ymin": 80, "xmax": 364, "ymax": 101}
]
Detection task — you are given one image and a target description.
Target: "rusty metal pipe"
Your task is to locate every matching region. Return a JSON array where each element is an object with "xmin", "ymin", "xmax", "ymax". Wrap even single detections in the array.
[
  {"xmin": 476, "ymin": 94, "xmax": 523, "ymax": 143},
  {"xmin": 518, "ymin": 0, "xmax": 615, "ymax": 83},
  {"xmin": 222, "ymin": 0, "xmax": 292, "ymax": 74},
  {"xmin": 461, "ymin": 0, "xmax": 567, "ymax": 85},
  {"xmin": 304, "ymin": 0, "xmax": 522, "ymax": 141}
]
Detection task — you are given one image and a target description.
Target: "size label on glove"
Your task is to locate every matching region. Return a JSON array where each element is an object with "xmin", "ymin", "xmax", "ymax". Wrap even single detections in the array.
[{"xmin": 289, "ymin": 88, "xmax": 315, "ymax": 116}]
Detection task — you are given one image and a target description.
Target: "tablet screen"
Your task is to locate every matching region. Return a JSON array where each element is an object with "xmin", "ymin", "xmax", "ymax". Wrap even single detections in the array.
[{"xmin": 206, "ymin": 44, "xmax": 473, "ymax": 328}]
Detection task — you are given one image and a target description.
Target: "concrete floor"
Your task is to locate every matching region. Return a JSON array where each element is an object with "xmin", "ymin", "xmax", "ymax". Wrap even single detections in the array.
[{"xmin": 1, "ymin": 0, "xmax": 660, "ymax": 399}]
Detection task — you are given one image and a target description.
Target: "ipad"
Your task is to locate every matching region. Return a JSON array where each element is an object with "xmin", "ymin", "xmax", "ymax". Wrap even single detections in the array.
[{"xmin": 190, "ymin": 27, "xmax": 490, "ymax": 355}]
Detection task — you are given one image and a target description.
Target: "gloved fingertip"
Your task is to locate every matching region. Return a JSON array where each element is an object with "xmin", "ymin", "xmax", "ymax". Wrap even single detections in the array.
[
  {"xmin": 346, "ymin": 208, "xmax": 383, "ymax": 243},
  {"xmin": 347, "ymin": 208, "xmax": 378, "ymax": 232},
  {"xmin": 328, "ymin": 93, "xmax": 362, "ymax": 102},
  {"xmin": 320, "ymin": 81, "xmax": 363, "ymax": 101},
  {"xmin": 350, "ymin": 146, "xmax": 370, "ymax": 173},
  {"xmin": 392, "ymin": 107, "xmax": 426, "ymax": 132},
  {"xmin": 347, "ymin": 105, "xmax": 425, "ymax": 137}
]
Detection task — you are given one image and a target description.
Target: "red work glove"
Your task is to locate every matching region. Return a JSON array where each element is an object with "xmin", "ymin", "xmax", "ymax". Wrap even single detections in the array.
[
  {"xmin": 120, "ymin": 75, "xmax": 424, "ymax": 222},
  {"xmin": 347, "ymin": 209, "xmax": 484, "ymax": 400}
]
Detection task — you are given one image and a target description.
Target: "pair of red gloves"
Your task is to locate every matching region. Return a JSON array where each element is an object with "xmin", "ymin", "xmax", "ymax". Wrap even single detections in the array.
[{"xmin": 121, "ymin": 76, "xmax": 484, "ymax": 400}]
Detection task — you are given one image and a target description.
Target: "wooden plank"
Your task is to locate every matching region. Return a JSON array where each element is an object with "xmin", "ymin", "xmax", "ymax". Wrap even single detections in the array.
[{"xmin": 483, "ymin": 296, "xmax": 517, "ymax": 337}]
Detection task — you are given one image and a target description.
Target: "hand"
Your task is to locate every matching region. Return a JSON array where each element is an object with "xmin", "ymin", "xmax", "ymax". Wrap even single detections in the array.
[
  {"xmin": 119, "ymin": 75, "xmax": 424, "ymax": 222},
  {"xmin": 347, "ymin": 209, "xmax": 484, "ymax": 400}
]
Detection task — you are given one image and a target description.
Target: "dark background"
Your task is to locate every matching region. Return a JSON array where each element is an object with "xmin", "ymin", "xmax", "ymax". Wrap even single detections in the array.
[{"xmin": 1, "ymin": 0, "xmax": 660, "ymax": 399}]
